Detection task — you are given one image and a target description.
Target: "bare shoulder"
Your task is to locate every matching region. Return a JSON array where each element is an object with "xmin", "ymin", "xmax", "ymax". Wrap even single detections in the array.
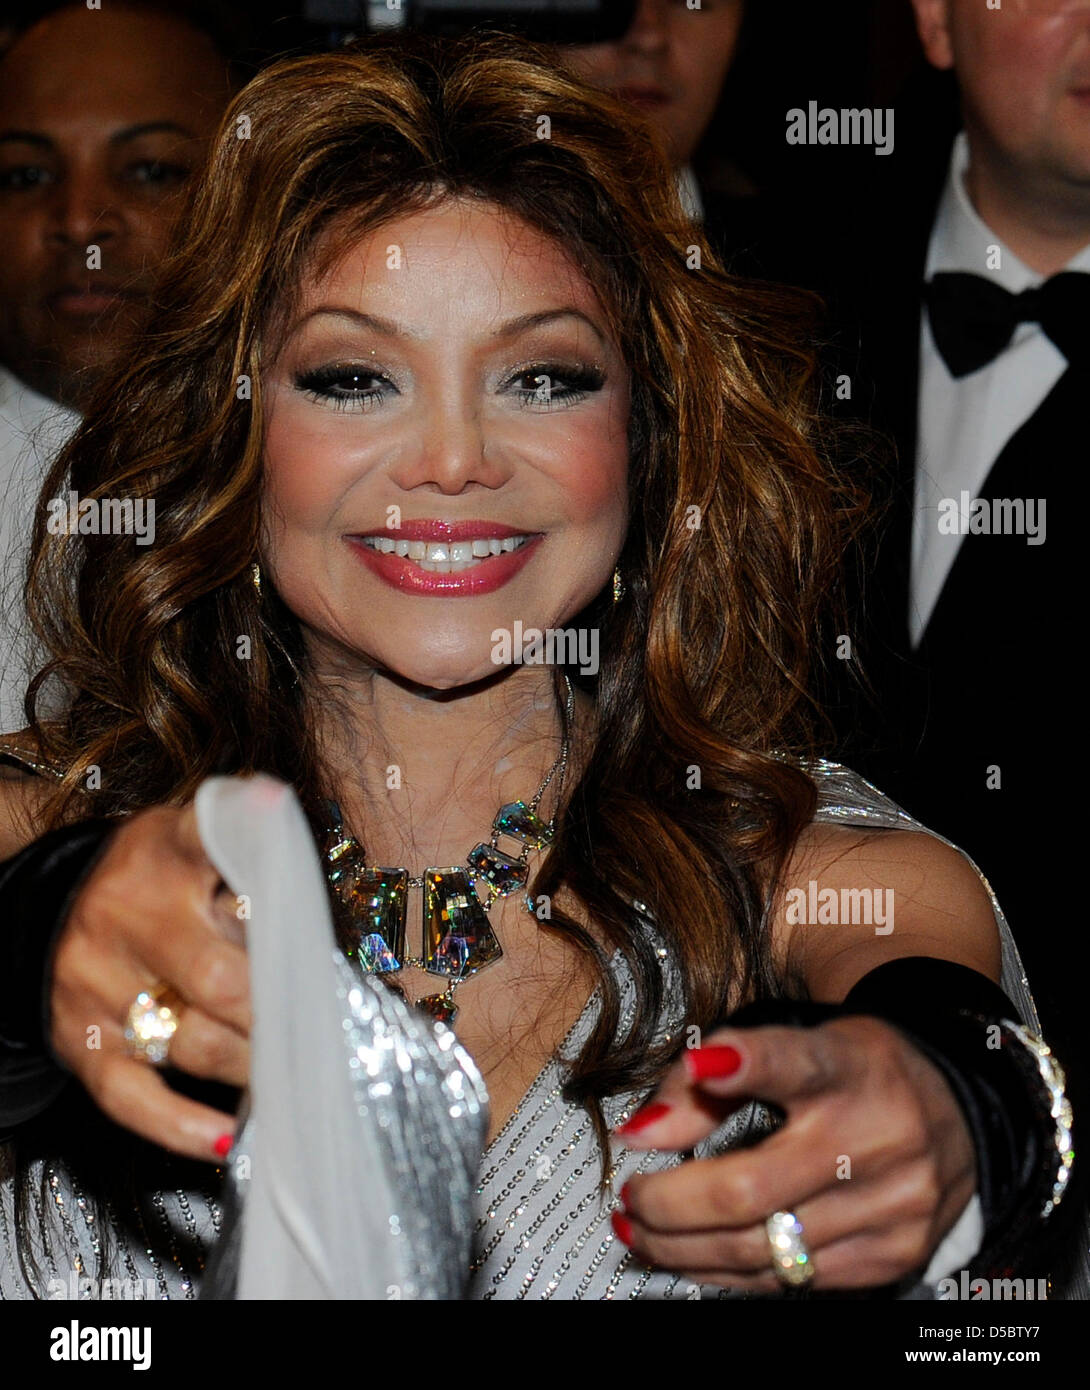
[
  {"xmin": 0, "ymin": 729, "xmax": 58, "ymax": 859},
  {"xmin": 769, "ymin": 820, "xmax": 1001, "ymax": 1003},
  {"xmin": 785, "ymin": 820, "xmax": 995, "ymax": 900}
]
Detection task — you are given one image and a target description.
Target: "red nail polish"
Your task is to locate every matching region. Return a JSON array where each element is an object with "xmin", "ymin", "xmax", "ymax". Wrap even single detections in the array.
[
  {"xmin": 611, "ymin": 1210, "xmax": 633, "ymax": 1246},
  {"xmin": 684, "ymin": 1045, "xmax": 744, "ymax": 1082},
  {"xmin": 213, "ymin": 1133, "xmax": 233, "ymax": 1159},
  {"xmin": 619, "ymin": 1182, "xmax": 632, "ymax": 1210},
  {"xmin": 615, "ymin": 1101, "xmax": 671, "ymax": 1136}
]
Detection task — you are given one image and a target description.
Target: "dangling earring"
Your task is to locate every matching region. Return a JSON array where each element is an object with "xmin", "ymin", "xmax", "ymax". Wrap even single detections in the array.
[
  {"xmin": 612, "ymin": 567, "xmax": 624, "ymax": 604},
  {"xmin": 251, "ymin": 562, "xmax": 262, "ymax": 595}
]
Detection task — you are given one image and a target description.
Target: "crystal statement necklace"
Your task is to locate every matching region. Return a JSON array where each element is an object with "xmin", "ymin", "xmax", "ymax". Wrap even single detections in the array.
[{"xmin": 320, "ymin": 674, "xmax": 575, "ymax": 1024}]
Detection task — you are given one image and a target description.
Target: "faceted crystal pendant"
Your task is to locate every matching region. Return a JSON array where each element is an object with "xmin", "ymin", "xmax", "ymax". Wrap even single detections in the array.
[
  {"xmin": 335, "ymin": 866, "xmax": 407, "ymax": 973},
  {"xmin": 321, "ymin": 801, "xmax": 360, "ymax": 869},
  {"xmin": 492, "ymin": 800, "xmax": 553, "ymax": 851},
  {"xmin": 418, "ymin": 991, "xmax": 458, "ymax": 1025},
  {"xmin": 322, "ymin": 828, "xmax": 361, "ymax": 878},
  {"xmin": 467, "ymin": 842, "xmax": 528, "ymax": 902},
  {"xmin": 356, "ymin": 932, "xmax": 401, "ymax": 973},
  {"xmin": 423, "ymin": 868, "xmax": 502, "ymax": 980}
]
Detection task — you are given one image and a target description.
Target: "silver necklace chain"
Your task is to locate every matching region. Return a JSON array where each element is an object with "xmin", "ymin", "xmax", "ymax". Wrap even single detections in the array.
[{"xmin": 402, "ymin": 673, "xmax": 574, "ymax": 886}]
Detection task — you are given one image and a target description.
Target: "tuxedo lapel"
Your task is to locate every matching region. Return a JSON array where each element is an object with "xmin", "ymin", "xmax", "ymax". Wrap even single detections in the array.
[
  {"xmin": 904, "ymin": 359, "xmax": 1080, "ymax": 900},
  {"xmin": 920, "ymin": 361, "xmax": 1079, "ymax": 653},
  {"xmin": 901, "ymin": 363, "xmax": 1080, "ymax": 1100}
]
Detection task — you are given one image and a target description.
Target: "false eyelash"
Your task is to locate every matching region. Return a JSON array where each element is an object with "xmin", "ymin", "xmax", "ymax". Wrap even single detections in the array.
[
  {"xmin": 508, "ymin": 362, "xmax": 607, "ymax": 405},
  {"xmin": 294, "ymin": 364, "xmax": 391, "ymax": 411},
  {"xmin": 293, "ymin": 360, "xmax": 608, "ymax": 413}
]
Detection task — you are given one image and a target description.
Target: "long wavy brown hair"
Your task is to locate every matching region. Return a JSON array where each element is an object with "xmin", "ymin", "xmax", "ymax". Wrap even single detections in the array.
[{"xmin": 11, "ymin": 28, "xmax": 864, "ymax": 1283}]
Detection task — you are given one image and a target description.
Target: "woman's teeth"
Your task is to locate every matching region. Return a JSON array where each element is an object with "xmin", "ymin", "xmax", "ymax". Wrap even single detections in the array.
[{"xmin": 359, "ymin": 535, "xmax": 531, "ymax": 573}]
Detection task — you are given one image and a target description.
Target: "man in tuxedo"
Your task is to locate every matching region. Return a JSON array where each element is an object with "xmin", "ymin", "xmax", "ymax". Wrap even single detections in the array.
[{"xmin": 829, "ymin": 0, "xmax": 1090, "ymax": 1289}]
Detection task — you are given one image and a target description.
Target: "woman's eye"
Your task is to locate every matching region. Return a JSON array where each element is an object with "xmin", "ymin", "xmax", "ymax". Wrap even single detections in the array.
[
  {"xmin": 510, "ymin": 363, "xmax": 606, "ymax": 408},
  {"xmin": 293, "ymin": 366, "xmax": 393, "ymax": 412}
]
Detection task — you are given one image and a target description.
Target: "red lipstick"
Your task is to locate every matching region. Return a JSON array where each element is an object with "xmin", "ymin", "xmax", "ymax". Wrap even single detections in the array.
[
  {"xmin": 357, "ymin": 520, "xmax": 529, "ymax": 542},
  {"xmin": 345, "ymin": 520, "xmax": 543, "ymax": 597}
]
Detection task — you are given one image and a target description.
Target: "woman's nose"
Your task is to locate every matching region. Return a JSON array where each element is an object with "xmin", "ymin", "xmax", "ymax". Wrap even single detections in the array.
[{"xmin": 392, "ymin": 398, "xmax": 510, "ymax": 496}]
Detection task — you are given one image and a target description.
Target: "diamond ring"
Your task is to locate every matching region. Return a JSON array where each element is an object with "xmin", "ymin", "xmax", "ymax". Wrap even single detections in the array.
[
  {"xmin": 123, "ymin": 984, "xmax": 183, "ymax": 1066},
  {"xmin": 765, "ymin": 1210, "xmax": 814, "ymax": 1288}
]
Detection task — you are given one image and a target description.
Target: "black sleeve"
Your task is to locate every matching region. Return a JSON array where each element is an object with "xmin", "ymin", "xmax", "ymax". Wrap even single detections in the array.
[{"xmin": 0, "ymin": 819, "xmax": 120, "ymax": 1134}]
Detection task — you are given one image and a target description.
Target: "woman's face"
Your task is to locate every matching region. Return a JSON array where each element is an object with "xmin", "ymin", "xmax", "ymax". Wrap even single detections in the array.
[{"xmin": 261, "ymin": 196, "xmax": 631, "ymax": 690}]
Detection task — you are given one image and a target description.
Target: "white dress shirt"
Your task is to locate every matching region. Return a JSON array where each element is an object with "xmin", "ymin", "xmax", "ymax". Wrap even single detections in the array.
[
  {"xmin": 911, "ymin": 132, "xmax": 1090, "ymax": 646},
  {"xmin": 0, "ymin": 364, "xmax": 80, "ymax": 735},
  {"xmin": 676, "ymin": 163, "xmax": 704, "ymax": 223}
]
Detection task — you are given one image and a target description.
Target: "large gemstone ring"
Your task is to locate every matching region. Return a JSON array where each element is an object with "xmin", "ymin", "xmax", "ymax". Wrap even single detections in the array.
[
  {"xmin": 765, "ymin": 1210, "xmax": 814, "ymax": 1288},
  {"xmin": 123, "ymin": 985, "xmax": 183, "ymax": 1066}
]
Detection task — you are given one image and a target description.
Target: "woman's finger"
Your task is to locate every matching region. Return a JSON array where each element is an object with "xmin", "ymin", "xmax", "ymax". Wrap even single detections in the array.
[
  {"xmin": 51, "ymin": 930, "xmax": 250, "ymax": 1086},
  {"xmin": 622, "ymin": 1120, "xmax": 836, "ymax": 1235},
  {"xmin": 157, "ymin": 1007, "xmax": 250, "ymax": 1089},
  {"xmin": 779, "ymin": 1217, "xmax": 946, "ymax": 1290},
  {"xmin": 211, "ymin": 885, "xmax": 247, "ymax": 948},
  {"xmin": 125, "ymin": 839, "xmax": 251, "ymax": 1035},
  {"xmin": 171, "ymin": 799, "xmax": 225, "ymax": 880},
  {"xmin": 669, "ymin": 1211, "xmax": 949, "ymax": 1293},
  {"xmin": 56, "ymin": 806, "xmax": 252, "ymax": 1037},
  {"xmin": 86, "ymin": 1055, "xmax": 237, "ymax": 1164},
  {"xmin": 616, "ymin": 1022, "xmax": 849, "ymax": 1152},
  {"xmin": 619, "ymin": 1155, "xmax": 946, "ymax": 1283},
  {"xmin": 143, "ymin": 927, "xmax": 251, "ymax": 1037}
]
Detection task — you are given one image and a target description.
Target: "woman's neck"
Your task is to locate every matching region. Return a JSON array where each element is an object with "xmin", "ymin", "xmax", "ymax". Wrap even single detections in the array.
[{"xmin": 306, "ymin": 655, "xmax": 593, "ymax": 869}]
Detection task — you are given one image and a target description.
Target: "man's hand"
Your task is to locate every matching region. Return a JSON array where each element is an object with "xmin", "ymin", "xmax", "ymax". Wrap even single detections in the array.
[{"xmin": 613, "ymin": 1017, "xmax": 976, "ymax": 1291}]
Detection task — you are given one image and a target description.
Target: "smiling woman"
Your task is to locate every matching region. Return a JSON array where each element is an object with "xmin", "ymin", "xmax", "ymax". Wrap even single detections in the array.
[
  {"xmin": 261, "ymin": 198, "xmax": 629, "ymax": 687},
  {"xmin": 0, "ymin": 28, "xmax": 1080, "ymax": 1302}
]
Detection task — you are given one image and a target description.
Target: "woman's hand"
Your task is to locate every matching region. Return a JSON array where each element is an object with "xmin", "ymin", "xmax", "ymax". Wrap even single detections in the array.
[
  {"xmin": 49, "ymin": 803, "xmax": 249, "ymax": 1163},
  {"xmin": 612, "ymin": 1016, "xmax": 977, "ymax": 1292}
]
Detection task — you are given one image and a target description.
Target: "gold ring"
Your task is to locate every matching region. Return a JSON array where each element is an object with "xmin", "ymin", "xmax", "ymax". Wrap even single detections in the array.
[
  {"xmin": 765, "ymin": 1210, "xmax": 814, "ymax": 1288},
  {"xmin": 123, "ymin": 984, "xmax": 183, "ymax": 1066}
]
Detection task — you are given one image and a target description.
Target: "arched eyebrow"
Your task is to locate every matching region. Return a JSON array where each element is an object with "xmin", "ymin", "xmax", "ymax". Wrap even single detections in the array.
[
  {"xmin": 492, "ymin": 309, "xmax": 608, "ymax": 346},
  {"xmin": 287, "ymin": 305, "xmax": 608, "ymax": 346}
]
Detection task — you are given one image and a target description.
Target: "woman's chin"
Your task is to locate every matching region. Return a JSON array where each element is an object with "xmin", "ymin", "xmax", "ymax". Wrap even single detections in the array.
[{"xmin": 375, "ymin": 652, "xmax": 520, "ymax": 695}]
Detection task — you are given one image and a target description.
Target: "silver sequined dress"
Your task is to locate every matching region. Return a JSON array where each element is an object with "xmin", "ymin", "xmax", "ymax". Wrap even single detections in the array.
[{"xmin": 1, "ymin": 761, "xmax": 1083, "ymax": 1300}]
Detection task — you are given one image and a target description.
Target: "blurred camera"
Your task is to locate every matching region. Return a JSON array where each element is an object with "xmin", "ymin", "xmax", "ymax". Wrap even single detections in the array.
[{"xmin": 304, "ymin": 0, "xmax": 637, "ymax": 46}]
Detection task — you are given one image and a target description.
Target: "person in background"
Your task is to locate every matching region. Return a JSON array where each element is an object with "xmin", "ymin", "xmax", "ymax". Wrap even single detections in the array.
[
  {"xmin": 561, "ymin": 0, "xmax": 754, "ymax": 250},
  {"xmin": 0, "ymin": 0, "xmax": 243, "ymax": 731},
  {"xmin": 822, "ymin": 0, "xmax": 1090, "ymax": 1289}
]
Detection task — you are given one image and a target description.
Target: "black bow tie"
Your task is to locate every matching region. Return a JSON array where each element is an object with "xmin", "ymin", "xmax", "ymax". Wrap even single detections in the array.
[{"xmin": 923, "ymin": 270, "xmax": 1090, "ymax": 378}]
